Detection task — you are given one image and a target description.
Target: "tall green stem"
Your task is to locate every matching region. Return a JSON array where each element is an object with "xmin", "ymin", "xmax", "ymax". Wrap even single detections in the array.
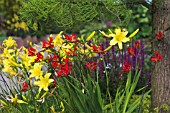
[{"xmin": 103, "ymin": 57, "xmax": 113, "ymax": 112}]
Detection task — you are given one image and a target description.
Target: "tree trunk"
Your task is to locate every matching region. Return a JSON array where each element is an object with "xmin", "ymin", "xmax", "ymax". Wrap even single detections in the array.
[{"xmin": 152, "ymin": 0, "xmax": 170, "ymax": 112}]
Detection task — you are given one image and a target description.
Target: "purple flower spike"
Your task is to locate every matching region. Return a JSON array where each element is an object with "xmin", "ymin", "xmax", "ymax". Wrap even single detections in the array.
[
  {"xmin": 106, "ymin": 21, "xmax": 113, "ymax": 27},
  {"xmin": 118, "ymin": 75, "xmax": 122, "ymax": 80}
]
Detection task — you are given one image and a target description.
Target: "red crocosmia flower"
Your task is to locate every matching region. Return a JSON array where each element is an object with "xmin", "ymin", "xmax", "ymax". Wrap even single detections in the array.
[
  {"xmin": 156, "ymin": 32, "xmax": 163, "ymax": 39},
  {"xmin": 65, "ymin": 47, "xmax": 77, "ymax": 56},
  {"xmin": 56, "ymin": 64, "xmax": 72, "ymax": 77},
  {"xmin": 63, "ymin": 58, "xmax": 69, "ymax": 64},
  {"xmin": 85, "ymin": 62, "xmax": 91, "ymax": 68},
  {"xmin": 122, "ymin": 62, "xmax": 131, "ymax": 73},
  {"xmin": 52, "ymin": 62, "xmax": 59, "ymax": 68},
  {"xmin": 49, "ymin": 53, "xmax": 60, "ymax": 68},
  {"xmin": 92, "ymin": 45, "xmax": 105, "ymax": 54},
  {"xmin": 49, "ymin": 53, "xmax": 59, "ymax": 62},
  {"xmin": 22, "ymin": 82, "xmax": 29, "ymax": 92},
  {"xmin": 65, "ymin": 34, "xmax": 78, "ymax": 42},
  {"xmin": 150, "ymin": 51, "xmax": 162, "ymax": 63},
  {"xmin": 54, "ymin": 57, "xmax": 72, "ymax": 77},
  {"xmin": 42, "ymin": 40, "xmax": 48, "ymax": 48},
  {"xmin": 28, "ymin": 46, "xmax": 36, "ymax": 56},
  {"xmin": 53, "ymin": 80, "xmax": 57, "ymax": 85},
  {"xmin": 134, "ymin": 41, "xmax": 140, "ymax": 49},
  {"xmin": 62, "ymin": 64, "xmax": 72, "ymax": 76},
  {"xmin": 42, "ymin": 37, "xmax": 54, "ymax": 49},
  {"xmin": 85, "ymin": 61, "xmax": 98, "ymax": 71},
  {"xmin": 128, "ymin": 48, "xmax": 135, "ymax": 56},
  {"xmin": 57, "ymin": 71, "xmax": 62, "ymax": 77},
  {"xmin": 35, "ymin": 53, "xmax": 44, "ymax": 62}
]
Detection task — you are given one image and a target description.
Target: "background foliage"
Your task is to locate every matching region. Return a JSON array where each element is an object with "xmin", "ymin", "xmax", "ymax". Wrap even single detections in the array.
[{"xmin": 19, "ymin": 0, "xmax": 131, "ymax": 37}]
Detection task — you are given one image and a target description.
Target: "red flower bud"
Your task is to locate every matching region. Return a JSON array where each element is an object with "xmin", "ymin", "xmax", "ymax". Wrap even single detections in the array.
[
  {"xmin": 134, "ymin": 41, "xmax": 140, "ymax": 49},
  {"xmin": 85, "ymin": 61, "xmax": 97, "ymax": 71},
  {"xmin": 128, "ymin": 48, "xmax": 135, "ymax": 56},
  {"xmin": 122, "ymin": 62, "xmax": 131, "ymax": 73},
  {"xmin": 150, "ymin": 51, "xmax": 162, "ymax": 63},
  {"xmin": 156, "ymin": 32, "xmax": 163, "ymax": 39},
  {"xmin": 28, "ymin": 46, "xmax": 36, "ymax": 56},
  {"xmin": 21, "ymin": 82, "xmax": 29, "ymax": 92}
]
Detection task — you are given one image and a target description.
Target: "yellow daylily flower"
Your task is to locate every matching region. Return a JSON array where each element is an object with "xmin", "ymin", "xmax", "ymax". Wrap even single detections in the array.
[
  {"xmin": 9, "ymin": 57, "xmax": 19, "ymax": 67},
  {"xmin": 58, "ymin": 43, "xmax": 74, "ymax": 58},
  {"xmin": 21, "ymin": 55, "xmax": 37, "ymax": 70},
  {"xmin": 3, "ymin": 37, "xmax": 16, "ymax": 48},
  {"xmin": 53, "ymin": 31, "xmax": 63, "ymax": 46},
  {"xmin": 3, "ymin": 57, "xmax": 19, "ymax": 67},
  {"xmin": 34, "ymin": 73, "xmax": 54, "ymax": 92},
  {"xmin": 2, "ymin": 48, "xmax": 14, "ymax": 57},
  {"xmin": 109, "ymin": 28, "xmax": 130, "ymax": 50},
  {"xmin": 100, "ymin": 28, "xmax": 139, "ymax": 50},
  {"xmin": 78, "ymin": 47, "xmax": 97, "ymax": 58},
  {"xmin": 29, "ymin": 63, "xmax": 43, "ymax": 79},
  {"xmin": 19, "ymin": 49, "xmax": 37, "ymax": 69},
  {"xmin": 2, "ymin": 66, "xmax": 17, "ymax": 76},
  {"xmin": 10, "ymin": 95, "xmax": 28, "ymax": 104}
]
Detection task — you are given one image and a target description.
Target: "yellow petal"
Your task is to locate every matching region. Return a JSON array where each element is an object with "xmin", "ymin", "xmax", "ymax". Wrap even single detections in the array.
[
  {"xmin": 122, "ymin": 31, "xmax": 128, "ymax": 37},
  {"xmin": 44, "ymin": 86, "xmax": 49, "ymax": 91},
  {"xmin": 122, "ymin": 38, "xmax": 130, "ymax": 43},
  {"xmin": 17, "ymin": 100, "xmax": 28, "ymax": 104},
  {"xmin": 108, "ymin": 34, "xmax": 114, "ymax": 37},
  {"xmin": 50, "ymin": 34, "xmax": 53, "ymax": 37},
  {"xmin": 110, "ymin": 38, "xmax": 118, "ymax": 45},
  {"xmin": 49, "ymin": 79, "xmax": 54, "ymax": 83},
  {"xmin": 85, "ymin": 43, "xmax": 93, "ymax": 50},
  {"xmin": 118, "ymin": 42, "xmax": 123, "ymax": 50},
  {"xmin": 100, "ymin": 30, "xmax": 112, "ymax": 38},
  {"xmin": 86, "ymin": 31, "xmax": 95, "ymax": 41},
  {"xmin": 34, "ymin": 81, "xmax": 40, "ymax": 86},
  {"xmin": 128, "ymin": 29, "xmax": 139, "ymax": 38},
  {"xmin": 53, "ymin": 31, "xmax": 63, "ymax": 45},
  {"xmin": 45, "ymin": 73, "xmax": 51, "ymax": 79},
  {"xmin": 115, "ymin": 28, "xmax": 121, "ymax": 34}
]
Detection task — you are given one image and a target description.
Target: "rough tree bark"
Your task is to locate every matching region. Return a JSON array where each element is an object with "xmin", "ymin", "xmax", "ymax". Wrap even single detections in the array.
[{"xmin": 152, "ymin": 0, "xmax": 170, "ymax": 112}]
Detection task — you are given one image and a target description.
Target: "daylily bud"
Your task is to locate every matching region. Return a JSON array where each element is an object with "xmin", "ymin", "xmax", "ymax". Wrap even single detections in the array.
[
  {"xmin": 128, "ymin": 29, "xmax": 139, "ymax": 39},
  {"xmin": 86, "ymin": 31, "xmax": 96, "ymax": 41}
]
